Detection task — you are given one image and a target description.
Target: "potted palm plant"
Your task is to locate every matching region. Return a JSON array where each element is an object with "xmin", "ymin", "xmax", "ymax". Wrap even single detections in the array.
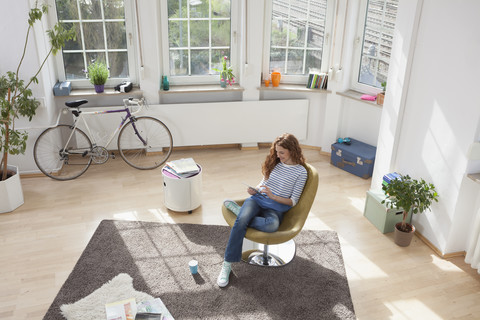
[
  {"xmin": 0, "ymin": 1, "xmax": 75, "ymax": 213},
  {"xmin": 382, "ymin": 174, "xmax": 439, "ymax": 246},
  {"xmin": 86, "ymin": 60, "xmax": 109, "ymax": 93}
]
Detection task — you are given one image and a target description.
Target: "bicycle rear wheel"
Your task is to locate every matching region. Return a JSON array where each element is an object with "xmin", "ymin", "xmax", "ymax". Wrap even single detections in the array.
[
  {"xmin": 117, "ymin": 116, "xmax": 173, "ymax": 170},
  {"xmin": 34, "ymin": 125, "xmax": 93, "ymax": 180}
]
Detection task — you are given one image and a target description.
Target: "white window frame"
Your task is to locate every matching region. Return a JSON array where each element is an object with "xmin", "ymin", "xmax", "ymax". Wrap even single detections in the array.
[
  {"xmin": 159, "ymin": 0, "xmax": 241, "ymax": 85},
  {"xmin": 350, "ymin": 0, "xmax": 397, "ymax": 95},
  {"xmin": 49, "ymin": 0, "xmax": 138, "ymax": 88},
  {"xmin": 262, "ymin": 0, "xmax": 335, "ymax": 85}
]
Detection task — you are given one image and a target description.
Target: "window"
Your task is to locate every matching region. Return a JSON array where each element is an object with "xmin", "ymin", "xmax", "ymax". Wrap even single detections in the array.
[
  {"xmin": 352, "ymin": 0, "xmax": 398, "ymax": 92},
  {"xmin": 52, "ymin": 0, "xmax": 137, "ymax": 87},
  {"xmin": 263, "ymin": 0, "xmax": 334, "ymax": 84},
  {"xmin": 161, "ymin": 0, "xmax": 239, "ymax": 85}
]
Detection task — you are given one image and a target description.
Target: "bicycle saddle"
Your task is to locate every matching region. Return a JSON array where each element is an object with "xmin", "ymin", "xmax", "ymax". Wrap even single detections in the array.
[{"xmin": 65, "ymin": 99, "xmax": 88, "ymax": 108}]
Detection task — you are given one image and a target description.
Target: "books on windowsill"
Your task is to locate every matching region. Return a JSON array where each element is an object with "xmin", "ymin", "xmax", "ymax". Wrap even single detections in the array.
[{"xmin": 306, "ymin": 72, "xmax": 328, "ymax": 90}]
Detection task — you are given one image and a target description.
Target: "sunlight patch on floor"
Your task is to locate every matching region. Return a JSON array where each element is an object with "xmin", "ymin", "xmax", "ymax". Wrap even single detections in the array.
[
  {"xmin": 339, "ymin": 238, "xmax": 389, "ymax": 280},
  {"xmin": 112, "ymin": 211, "xmax": 140, "ymax": 220},
  {"xmin": 430, "ymin": 254, "xmax": 464, "ymax": 272},
  {"xmin": 348, "ymin": 196, "xmax": 367, "ymax": 213},
  {"xmin": 385, "ymin": 299, "xmax": 442, "ymax": 320},
  {"xmin": 148, "ymin": 208, "xmax": 176, "ymax": 223}
]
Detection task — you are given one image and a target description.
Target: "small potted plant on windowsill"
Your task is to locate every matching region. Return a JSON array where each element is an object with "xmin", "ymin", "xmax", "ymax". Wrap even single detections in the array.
[
  {"xmin": 377, "ymin": 81, "xmax": 386, "ymax": 105},
  {"xmin": 86, "ymin": 61, "xmax": 109, "ymax": 93},
  {"xmin": 382, "ymin": 174, "xmax": 439, "ymax": 247},
  {"xmin": 213, "ymin": 56, "xmax": 235, "ymax": 88}
]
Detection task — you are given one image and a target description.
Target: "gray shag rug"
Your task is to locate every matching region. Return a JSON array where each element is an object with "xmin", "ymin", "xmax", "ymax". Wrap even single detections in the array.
[{"xmin": 44, "ymin": 220, "xmax": 355, "ymax": 320}]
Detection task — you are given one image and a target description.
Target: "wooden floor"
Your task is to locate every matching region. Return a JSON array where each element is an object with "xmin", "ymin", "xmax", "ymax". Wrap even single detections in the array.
[{"xmin": 1, "ymin": 146, "xmax": 479, "ymax": 319}]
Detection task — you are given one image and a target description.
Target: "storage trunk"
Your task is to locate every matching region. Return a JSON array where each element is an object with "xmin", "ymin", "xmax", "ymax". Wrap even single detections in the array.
[{"xmin": 331, "ymin": 138, "xmax": 376, "ymax": 179}]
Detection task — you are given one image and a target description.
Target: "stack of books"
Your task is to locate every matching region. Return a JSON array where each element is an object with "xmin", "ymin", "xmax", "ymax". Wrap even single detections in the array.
[
  {"xmin": 382, "ymin": 172, "xmax": 401, "ymax": 188},
  {"xmin": 306, "ymin": 72, "xmax": 328, "ymax": 90},
  {"xmin": 163, "ymin": 157, "xmax": 199, "ymax": 179}
]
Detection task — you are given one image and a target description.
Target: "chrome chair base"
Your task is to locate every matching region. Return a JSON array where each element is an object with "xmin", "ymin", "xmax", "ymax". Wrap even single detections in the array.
[{"xmin": 241, "ymin": 238, "xmax": 296, "ymax": 267}]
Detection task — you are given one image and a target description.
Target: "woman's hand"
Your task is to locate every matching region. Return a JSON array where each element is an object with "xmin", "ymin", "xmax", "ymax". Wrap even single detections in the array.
[
  {"xmin": 247, "ymin": 187, "xmax": 257, "ymax": 195},
  {"xmin": 260, "ymin": 185, "xmax": 273, "ymax": 198}
]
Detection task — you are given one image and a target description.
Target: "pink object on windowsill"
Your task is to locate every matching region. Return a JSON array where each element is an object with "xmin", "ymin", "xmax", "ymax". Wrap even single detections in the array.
[{"xmin": 361, "ymin": 94, "xmax": 377, "ymax": 101}]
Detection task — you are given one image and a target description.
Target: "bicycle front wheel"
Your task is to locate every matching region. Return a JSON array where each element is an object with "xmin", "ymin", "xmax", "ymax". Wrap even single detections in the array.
[
  {"xmin": 34, "ymin": 125, "xmax": 93, "ymax": 180},
  {"xmin": 117, "ymin": 116, "xmax": 173, "ymax": 170}
]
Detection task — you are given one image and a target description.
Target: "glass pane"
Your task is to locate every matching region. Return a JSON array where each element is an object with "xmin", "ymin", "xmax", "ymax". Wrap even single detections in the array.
[
  {"xmin": 305, "ymin": 49, "xmax": 322, "ymax": 70},
  {"xmin": 211, "ymin": 0, "xmax": 230, "ymax": 18},
  {"xmin": 103, "ymin": 0, "xmax": 125, "ymax": 19},
  {"xmin": 191, "ymin": 49, "xmax": 209, "ymax": 75},
  {"xmin": 106, "ymin": 22, "xmax": 126, "ymax": 49},
  {"xmin": 190, "ymin": 0, "xmax": 209, "ymax": 18},
  {"xmin": 271, "ymin": 17, "xmax": 287, "ymax": 47},
  {"xmin": 83, "ymin": 22, "xmax": 105, "ymax": 50},
  {"xmin": 211, "ymin": 49, "xmax": 230, "ymax": 74},
  {"xmin": 286, "ymin": 49, "xmax": 304, "ymax": 74},
  {"xmin": 211, "ymin": 20, "xmax": 230, "ymax": 47},
  {"xmin": 169, "ymin": 50, "xmax": 188, "ymax": 75},
  {"xmin": 270, "ymin": 0, "xmax": 328, "ymax": 76},
  {"xmin": 168, "ymin": 21, "xmax": 188, "ymax": 48},
  {"xmin": 359, "ymin": 56, "xmax": 380, "ymax": 87},
  {"xmin": 80, "ymin": 0, "xmax": 102, "ymax": 20},
  {"xmin": 108, "ymin": 51, "xmax": 128, "ymax": 78},
  {"xmin": 86, "ymin": 53, "xmax": 106, "ymax": 66},
  {"xmin": 358, "ymin": 0, "xmax": 398, "ymax": 87},
  {"xmin": 190, "ymin": 20, "xmax": 209, "ymax": 47},
  {"xmin": 288, "ymin": 21, "xmax": 305, "ymax": 48},
  {"xmin": 270, "ymin": 48, "xmax": 286, "ymax": 73},
  {"xmin": 307, "ymin": 22, "xmax": 324, "ymax": 48},
  {"xmin": 63, "ymin": 52, "xmax": 85, "ymax": 80},
  {"xmin": 290, "ymin": 7, "xmax": 307, "ymax": 21},
  {"xmin": 168, "ymin": 0, "xmax": 187, "ymax": 17},
  {"xmin": 62, "ymin": 22, "xmax": 82, "ymax": 50},
  {"xmin": 55, "ymin": 0, "xmax": 79, "ymax": 20}
]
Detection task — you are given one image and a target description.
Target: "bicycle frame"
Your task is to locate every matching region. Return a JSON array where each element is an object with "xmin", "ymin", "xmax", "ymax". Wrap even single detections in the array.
[{"xmin": 64, "ymin": 98, "xmax": 145, "ymax": 150}]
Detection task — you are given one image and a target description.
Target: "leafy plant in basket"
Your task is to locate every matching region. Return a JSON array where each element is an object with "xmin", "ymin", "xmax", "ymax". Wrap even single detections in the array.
[
  {"xmin": 381, "ymin": 174, "xmax": 439, "ymax": 233},
  {"xmin": 0, "ymin": 1, "xmax": 75, "ymax": 182}
]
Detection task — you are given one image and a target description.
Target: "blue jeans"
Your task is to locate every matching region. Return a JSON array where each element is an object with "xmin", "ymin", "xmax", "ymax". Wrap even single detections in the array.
[{"xmin": 224, "ymin": 195, "xmax": 291, "ymax": 262}]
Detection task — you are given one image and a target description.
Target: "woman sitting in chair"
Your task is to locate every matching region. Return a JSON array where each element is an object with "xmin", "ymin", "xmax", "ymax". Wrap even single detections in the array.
[{"xmin": 218, "ymin": 133, "xmax": 308, "ymax": 287}]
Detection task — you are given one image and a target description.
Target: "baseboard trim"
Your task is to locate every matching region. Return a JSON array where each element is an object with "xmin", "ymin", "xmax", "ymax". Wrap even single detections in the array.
[{"xmin": 415, "ymin": 231, "xmax": 466, "ymax": 259}]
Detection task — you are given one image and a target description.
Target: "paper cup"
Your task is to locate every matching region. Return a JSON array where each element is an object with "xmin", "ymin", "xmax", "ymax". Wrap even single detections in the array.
[{"xmin": 189, "ymin": 259, "xmax": 198, "ymax": 274}]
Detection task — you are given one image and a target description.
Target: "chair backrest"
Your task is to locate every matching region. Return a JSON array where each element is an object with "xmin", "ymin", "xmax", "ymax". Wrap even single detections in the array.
[{"xmin": 277, "ymin": 163, "xmax": 319, "ymax": 234}]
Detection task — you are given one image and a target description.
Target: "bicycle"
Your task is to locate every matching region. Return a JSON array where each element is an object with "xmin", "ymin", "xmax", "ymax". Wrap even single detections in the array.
[{"xmin": 33, "ymin": 97, "xmax": 173, "ymax": 180}]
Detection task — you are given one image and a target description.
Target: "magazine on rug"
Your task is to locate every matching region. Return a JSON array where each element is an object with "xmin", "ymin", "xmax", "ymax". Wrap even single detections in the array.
[{"xmin": 105, "ymin": 298, "xmax": 137, "ymax": 320}]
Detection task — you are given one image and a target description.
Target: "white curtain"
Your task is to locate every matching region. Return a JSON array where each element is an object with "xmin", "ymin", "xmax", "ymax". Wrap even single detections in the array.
[{"xmin": 465, "ymin": 207, "xmax": 480, "ymax": 273}]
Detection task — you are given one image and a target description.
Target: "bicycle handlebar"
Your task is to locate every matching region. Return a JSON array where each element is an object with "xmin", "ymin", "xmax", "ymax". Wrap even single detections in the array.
[{"xmin": 123, "ymin": 97, "xmax": 145, "ymax": 115}]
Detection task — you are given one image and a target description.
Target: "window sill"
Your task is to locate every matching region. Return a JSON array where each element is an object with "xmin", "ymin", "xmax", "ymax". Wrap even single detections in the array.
[
  {"xmin": 259, "ymin": 84, "xmax": 331, "ymax": 93},
  {"xmin": 158, "ymin": 84, "xmax": 244, "ymax": 94},
  {"xmin": 337, "ymin": 90, "xmax": 383, "ymax": 108},
  {"xmin": 54, "ymin": 87, "xmax": 143, "ymax": 97}
]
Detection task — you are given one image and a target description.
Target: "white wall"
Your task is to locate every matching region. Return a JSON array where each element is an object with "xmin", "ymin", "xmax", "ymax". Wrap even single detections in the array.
[{"xmin": 371, "ymin": 0, "xmax": 480, "ymax": 255}]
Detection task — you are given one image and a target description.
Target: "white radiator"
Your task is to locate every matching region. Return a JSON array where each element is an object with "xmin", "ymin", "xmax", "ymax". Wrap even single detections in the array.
[{"xmin": 147, "ymin": 99, "xmax": 309, "ymax": 147}]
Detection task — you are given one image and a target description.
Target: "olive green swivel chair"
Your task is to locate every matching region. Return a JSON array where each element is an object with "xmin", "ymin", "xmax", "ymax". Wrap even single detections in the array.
[{"xmin": 222, "ymin": 163, "xmax": 319, "ymax": 266}]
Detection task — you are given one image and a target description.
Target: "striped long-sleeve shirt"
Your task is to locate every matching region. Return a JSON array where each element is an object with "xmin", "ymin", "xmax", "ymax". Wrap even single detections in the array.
[{"xmin": 259, "ymin": 162, "xmax": 307, "ymax": 206}]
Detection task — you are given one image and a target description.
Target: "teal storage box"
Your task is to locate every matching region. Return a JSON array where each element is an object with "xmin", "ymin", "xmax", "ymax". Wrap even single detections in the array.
[
  {"xmin": 53, "ymin": 81, "xmax": 71, "ymax": 96},
  {"xmin": 363, "ymin": 190, "xmax": 411, "ymax": 233}
]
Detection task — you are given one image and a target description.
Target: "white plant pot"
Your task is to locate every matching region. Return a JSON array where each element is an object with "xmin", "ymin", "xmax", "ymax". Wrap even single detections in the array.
[{"xmin": 0, "ymin": 165, "xmax": 24, "ymax": 213}]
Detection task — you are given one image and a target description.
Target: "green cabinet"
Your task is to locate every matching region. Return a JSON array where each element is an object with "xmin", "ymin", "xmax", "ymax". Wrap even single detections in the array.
[{"xmin": 363, "ymin": 190, "xmax": 411, "ymax": 233}]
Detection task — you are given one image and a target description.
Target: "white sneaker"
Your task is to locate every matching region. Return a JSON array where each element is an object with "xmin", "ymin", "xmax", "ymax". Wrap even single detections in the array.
[
  {"xmin": 217, "ymin": 261, "xmax": 232, "ymax": 287},
  {"xmin": 224, "ymin": 200, "xmax": 240, "ymax": 216}
]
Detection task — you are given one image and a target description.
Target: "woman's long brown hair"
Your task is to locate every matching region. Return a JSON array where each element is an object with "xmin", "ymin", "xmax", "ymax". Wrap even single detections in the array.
[{"xmin": 262, "ymin": 133, "xmax": 305, "ymax": 179}]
